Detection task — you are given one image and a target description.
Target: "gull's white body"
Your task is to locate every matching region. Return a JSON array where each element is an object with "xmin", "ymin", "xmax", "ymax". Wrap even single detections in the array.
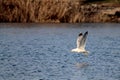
[
  {"xmin": 71, "ymin": 48, "xmax": 88, "ymax": 53},
  {"xmin": 71, "ymin": 31, "xmax": 89, "ymax": 54}
]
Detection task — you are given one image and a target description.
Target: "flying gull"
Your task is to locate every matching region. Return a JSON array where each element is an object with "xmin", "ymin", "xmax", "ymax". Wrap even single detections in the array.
[{"xmin": 71, "ymin": 31, "xmax": 89, "ymax": 54}]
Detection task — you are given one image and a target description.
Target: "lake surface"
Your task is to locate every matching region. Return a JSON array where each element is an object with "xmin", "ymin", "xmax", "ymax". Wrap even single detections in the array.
[{"xmin": 0, "ymin": 23, "xmax": 120, "ymax": 80}]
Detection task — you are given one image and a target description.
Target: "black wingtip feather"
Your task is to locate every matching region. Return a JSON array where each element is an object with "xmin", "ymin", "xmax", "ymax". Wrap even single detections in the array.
[
  {"xmin": 78, "ymin": 33, "xmax": 83, "ymax": 36},
  {"xmin": 85, "ymin": 31, "xmax": 88, "ymax": 34}
]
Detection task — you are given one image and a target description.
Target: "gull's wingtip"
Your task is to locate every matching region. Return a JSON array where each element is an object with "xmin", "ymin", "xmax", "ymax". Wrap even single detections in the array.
[
  {"xmin": 78, "ymin": 32, "xmax": 83, "ymax": 36},
  {"xmin": 84, "ymin": 31, "xmax": 88, "ymax": 36},
  {"xmin": 86, "ymin": 31, "xmax": 88, "ymax": 34}
]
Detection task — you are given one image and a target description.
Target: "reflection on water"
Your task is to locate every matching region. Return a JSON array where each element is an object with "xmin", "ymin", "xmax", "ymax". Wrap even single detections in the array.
[
  {"xmin": 75, "ymin": 62, "xmax": 89, "ymax": 69},
  {"xmin": 0, "ymin": 23, "xmax": 120, "ymax": 80}
]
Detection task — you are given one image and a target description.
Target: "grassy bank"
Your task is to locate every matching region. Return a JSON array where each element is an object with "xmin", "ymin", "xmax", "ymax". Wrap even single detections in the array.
[{"xmin": 0, "ymin": 0, "xmax": 120, "ymax": 23}]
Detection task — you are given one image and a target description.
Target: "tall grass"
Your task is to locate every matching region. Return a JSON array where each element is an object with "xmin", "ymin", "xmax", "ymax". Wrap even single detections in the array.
[
  {"xmin": 0, "ymin": 0, "xmax": 80, "ymax": 22},
  {"xmin": 0, "ymin": 0, "xmax": 120, "ymax": 23}
]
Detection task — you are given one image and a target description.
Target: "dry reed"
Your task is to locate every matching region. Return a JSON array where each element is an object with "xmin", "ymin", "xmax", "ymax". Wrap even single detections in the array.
[{"xmin": 0, "ymin": 0, "xmax": 120, "ymax": 23}]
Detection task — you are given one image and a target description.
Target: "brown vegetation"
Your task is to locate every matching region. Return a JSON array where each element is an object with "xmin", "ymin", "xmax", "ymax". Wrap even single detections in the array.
[{"xmin": 0, "ymin": 0, "xmax": 120, "ymax": 23}]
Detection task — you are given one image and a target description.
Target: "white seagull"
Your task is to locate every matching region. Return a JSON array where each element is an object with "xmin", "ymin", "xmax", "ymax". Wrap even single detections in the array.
[{"xmin": 71, "ymin": 31, "xmax": 89, "ymax": 54}]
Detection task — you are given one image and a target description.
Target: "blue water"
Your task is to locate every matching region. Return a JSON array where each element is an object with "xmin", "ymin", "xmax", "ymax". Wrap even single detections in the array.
[{"xmin": 0, "ymin": 23, "xmax": 120, "ymax": 80}]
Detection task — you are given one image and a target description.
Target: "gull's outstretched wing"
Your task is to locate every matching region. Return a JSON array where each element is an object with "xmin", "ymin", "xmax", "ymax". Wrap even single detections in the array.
[
  {"xmin": 77, "ymin": 31, "xmax": 88, "ymax": 49},
  {"xmin": 77, "ymin": 33, "xmax": 83, "ymax": 48},
  {"xmin": 81, "ymin": 31, "xmax": 88, "ymax": 48}
]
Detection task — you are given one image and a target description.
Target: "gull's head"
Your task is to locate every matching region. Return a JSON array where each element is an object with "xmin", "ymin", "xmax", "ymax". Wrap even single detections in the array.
[{"xmin": 78, "ymin": 33, "xmax": 83, "ymax": 36}]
